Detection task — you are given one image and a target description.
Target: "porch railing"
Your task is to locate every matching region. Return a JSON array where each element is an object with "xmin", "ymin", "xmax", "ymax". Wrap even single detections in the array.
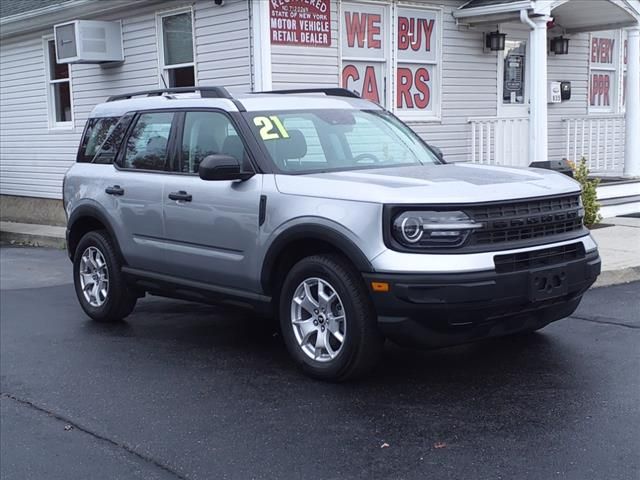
[
  {"xmin": 468, "ymin": 116, "xmax": 529, "ymax": 167},
  {"xmin": 563, "ymin": 114, "xmax": 625, "ymax": 175}
]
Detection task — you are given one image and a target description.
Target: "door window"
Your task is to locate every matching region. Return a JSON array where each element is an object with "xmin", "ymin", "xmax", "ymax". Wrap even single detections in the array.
[
  {"xmin": 77, "ymin": 117, "xmax": 119, "ymax": 162},
  {"xmin": 180, "ymin": 112, "xmax": 246, "ymax": 174},
  {"xmin": 502, "ymin": 40, "xmax": 526, "ymax": 105},
  {"xmin": 122, "ymin": 112, "xmax": 175, "ymax": 170}
]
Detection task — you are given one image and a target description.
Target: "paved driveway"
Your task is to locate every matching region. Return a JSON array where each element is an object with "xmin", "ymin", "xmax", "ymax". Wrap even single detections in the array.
[{"xmin": 1, "ymin": 247, "xmax": 638, "ymax": 480}]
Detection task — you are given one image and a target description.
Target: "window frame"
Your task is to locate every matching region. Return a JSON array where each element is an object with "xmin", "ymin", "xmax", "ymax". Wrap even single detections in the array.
[
  {"xmin": 115, "ymin": 109, "xmax": 180, "ymax": 173},
  {"xmin": 340, "ymin": 1, "xmax": 394, "ymax": 109},
  {"xmin": 43, "ymin": 35, "xmax": 74, "ymax": 130},
  {"xmin": 76, "ymin": 116, "xmax": 121, "ymax": 163},
  {"xmin": 496, "ymin": 36, "xmax": 530, "ymax": 118},
  {"xmin": 175, "ymin": 109, "xmax": 257, "ymax": 176},
  {"xmin": 588, "ymin": 30, "xmax": 622, "ymax": 114},
  {"xmin": 339, "ymin": 1, "xmax": 443, "ymax": 123},
  {"xmin": 392, "ymin": 2, "xmax": 443, "ymax": 122},
  {"xmin": 156, "ymin": 6, "xmax": 197, "ymax": 88}
]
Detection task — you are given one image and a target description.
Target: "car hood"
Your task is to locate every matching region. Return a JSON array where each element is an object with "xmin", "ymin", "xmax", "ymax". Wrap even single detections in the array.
[{"xmin": 274, "ymin": 163, "xmax": 581, "ymax": 204}]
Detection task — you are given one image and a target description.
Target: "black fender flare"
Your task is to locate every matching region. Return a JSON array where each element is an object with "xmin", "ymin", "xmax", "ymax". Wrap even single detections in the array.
[
  {"xmin": 260, "ymin": 223, "xmax": 373, "ymax": 294},
  {"xmin": 66, "ymin": 202, "xmax": 121, "ymax": 259}
]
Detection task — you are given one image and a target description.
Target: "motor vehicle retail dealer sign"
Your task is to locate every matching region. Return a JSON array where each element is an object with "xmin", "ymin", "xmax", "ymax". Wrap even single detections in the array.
[{"xmin": 270, "ymin": 0, "xmax": 331, "ymax": 47}]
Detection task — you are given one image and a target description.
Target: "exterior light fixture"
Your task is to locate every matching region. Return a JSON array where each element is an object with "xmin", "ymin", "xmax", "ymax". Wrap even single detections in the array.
[
  {"xmin": 485, "ymin": 30, "xmax": 506, "ymax": 51},
  {"xmin": 550, "ymin": 36, "xmax": 569, "ymax": 55}
]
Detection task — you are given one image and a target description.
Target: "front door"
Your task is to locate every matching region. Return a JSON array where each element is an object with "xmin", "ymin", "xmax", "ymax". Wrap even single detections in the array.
[
  {"xmin": 496, "ymin": 28, "xmax": 530, "ymax": 166},
  {"xmin": 161, "ymin": 111, "xmax": 263, "ymax": 292}
]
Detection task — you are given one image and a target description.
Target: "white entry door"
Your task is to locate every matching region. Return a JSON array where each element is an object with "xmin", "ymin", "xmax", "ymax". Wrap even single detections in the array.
[{"xmin": 496, "ymin": 33, "xmax": 530, "ymax": 167}]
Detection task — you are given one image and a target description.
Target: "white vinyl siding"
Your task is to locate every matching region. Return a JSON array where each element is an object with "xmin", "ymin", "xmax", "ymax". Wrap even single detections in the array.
[
  {"xmin": 270, "ymin": 0, "xmax": 340, "ymax": 88},
  {"xmin": 0, "ymin": 0, "xmax": 252, "ymax": 200},
  {"xmin": 407, "ymin": 0, "xmax": 497, "ymax": 163},
  {"xmin": 195, "ymin": 0, "xmax": 251, "ymax": 91},
  {"xmin": 547, "ymin": 32, "xmax": 591, "ymax": 162},
  {"xmin": 0, "ymin": 34, "xmax": 78, "ymax": 198}
]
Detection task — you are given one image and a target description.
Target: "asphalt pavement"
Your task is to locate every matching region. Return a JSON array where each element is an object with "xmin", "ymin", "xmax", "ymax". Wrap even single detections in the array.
[{"xmin": 1, "ymin": 247, "xmax": 639, "ymax": 480}]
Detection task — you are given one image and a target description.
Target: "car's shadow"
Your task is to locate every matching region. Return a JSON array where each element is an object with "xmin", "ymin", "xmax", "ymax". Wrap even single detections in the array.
[{"xmin": 83, "ymin": 295, "xmax": 578, "ymax": 392}]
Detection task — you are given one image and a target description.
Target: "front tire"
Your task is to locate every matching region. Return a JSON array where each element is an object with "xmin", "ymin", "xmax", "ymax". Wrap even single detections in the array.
[
  {"xmin": 73, "ymin": 230, "xmax": 137, "ymax": 322},
  {"xmin": 279, "ymin": 254, "xmax": 383, "ymax": 381}
]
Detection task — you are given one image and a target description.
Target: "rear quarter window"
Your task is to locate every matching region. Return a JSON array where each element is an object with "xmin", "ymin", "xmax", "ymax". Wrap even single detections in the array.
[{"xmin": 77, "ymin": 117, "xmax": 120, "ymax": 163}]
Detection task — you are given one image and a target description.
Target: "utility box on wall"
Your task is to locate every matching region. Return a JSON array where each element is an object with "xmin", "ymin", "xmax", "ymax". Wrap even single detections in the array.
[
  {"xmin": 54, "ymin": 20, "xmax": 123, "ymax": 64},
  {"xmin": 548, "ymin": 81, "xmax": 561, "ymax": 103}
]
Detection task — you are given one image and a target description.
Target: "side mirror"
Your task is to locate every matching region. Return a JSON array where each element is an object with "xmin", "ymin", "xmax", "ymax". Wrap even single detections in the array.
[
  {"xmin": 198, "ymin": 155, "xmax": 254, "ymax": 181},
  {"xmin": 430, "ymin": 145, "xmax": 445, "ymax": 162}
]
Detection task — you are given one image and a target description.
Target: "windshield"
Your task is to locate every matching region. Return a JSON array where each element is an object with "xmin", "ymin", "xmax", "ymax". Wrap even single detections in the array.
[{"xmin": 244, "ymin": 109, "xmax": 440, "ymax": 173}]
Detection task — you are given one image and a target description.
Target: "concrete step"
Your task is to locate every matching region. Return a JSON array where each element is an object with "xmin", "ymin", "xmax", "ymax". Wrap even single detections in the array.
[
  {"xmin": 597, "ymin": 180, "xmax": 640, "ymax": 217},
  {"xmin": 0, "ymin": 221, "xmax": 66, "ymax": 248}
]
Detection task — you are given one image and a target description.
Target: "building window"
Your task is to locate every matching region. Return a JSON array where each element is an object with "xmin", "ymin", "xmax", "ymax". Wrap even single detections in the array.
[
  {"xmin": 395, "ymin": 6, "xmax": 441, "ymax": 120},
  {"xmin": 341, "ymin": 2, "xmax": 389, "ymax": 107},
  {"xmin": 44, "ymin": 39, "xmax": 73, "ymax": 127},
  {"xmin": 589, "ymin": 31, "xmax": 618, "ymax": 112},
  {"xmin": 340, "ymin": 2, "xmax": 442, "ymax": 121},
  {"xmin": 158, "ymin": 9, "xmax": 196, "ymax": 87}
]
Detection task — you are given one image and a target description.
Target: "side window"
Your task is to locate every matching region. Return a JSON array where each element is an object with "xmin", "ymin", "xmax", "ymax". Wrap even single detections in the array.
[
  {"xmin": 122, "ymin": 112, "xmax": 175, "ymax": 171},
  {"xmin": 77, "ymin": 117, "xmax": 120, "ymax": 163},
  {"xmin": 180, "ymin": 111, "xmax": 246, "ymax": 174},
  {"xmin": 93, "ymin": 114, "xmax": 134, "ymax": 165}
]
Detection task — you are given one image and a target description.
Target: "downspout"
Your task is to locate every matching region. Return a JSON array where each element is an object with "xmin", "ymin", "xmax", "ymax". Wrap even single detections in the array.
[{"xmin": 519, "ymin": 9, "xmax": 535, "ymax": 29}]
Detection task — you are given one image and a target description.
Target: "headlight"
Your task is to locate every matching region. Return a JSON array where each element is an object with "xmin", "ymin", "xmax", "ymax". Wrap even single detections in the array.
[{"xmin": 391, "ymin": 210, "xmax": 482, "ymax": 248}]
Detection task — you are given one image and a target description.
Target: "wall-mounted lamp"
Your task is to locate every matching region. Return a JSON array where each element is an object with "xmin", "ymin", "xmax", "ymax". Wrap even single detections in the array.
[
  {"xmin": 550, "ymin": 36, "xmax": 569, "ymax": 55},
  {"xmin": 485, "ymin": 30, "xmax": 506, "ymax": 51}
]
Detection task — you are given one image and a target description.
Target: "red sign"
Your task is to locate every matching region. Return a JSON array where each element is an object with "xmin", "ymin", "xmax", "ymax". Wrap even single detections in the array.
[
  {"xmin": 270, "ymin": 0, "xmax": 331, "ymax": 48},
  {"xmin": 591, "ymin": 37, "xmax": 615, "ymax": 65},
  {"xmin": 590, "ymin": 72, "xmax": 613, "ymax": 107}
]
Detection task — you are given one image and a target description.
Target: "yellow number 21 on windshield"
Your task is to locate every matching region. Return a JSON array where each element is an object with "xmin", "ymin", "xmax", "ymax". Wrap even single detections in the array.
[{"xmin": 253, "ymin": 116, "xmax": 289, "ymax": 140}]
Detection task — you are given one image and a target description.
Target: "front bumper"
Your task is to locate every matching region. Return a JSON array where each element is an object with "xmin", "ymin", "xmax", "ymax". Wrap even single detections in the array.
[{"xmin": 363, "ymin": 249, "xmax": 601, "ymax": 348}]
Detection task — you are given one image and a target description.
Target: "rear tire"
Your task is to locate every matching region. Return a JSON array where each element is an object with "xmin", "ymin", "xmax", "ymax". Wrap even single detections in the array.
[
  {"xmin": 73, "ymin": 230, "xmax": 137, "ymax": 322},
  {"xmin": 279, "ymin": 254, "xmax": 383, "ymax": 381}
]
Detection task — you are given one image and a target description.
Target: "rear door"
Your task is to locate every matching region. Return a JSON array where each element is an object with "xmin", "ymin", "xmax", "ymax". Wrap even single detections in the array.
[
  {"xmin": 110, "ymin": 111, "xmax": 177, "ymax": 273},
  {"xmin": 161, "ymin": 110, "xmax": 263, "ymax": 291}
]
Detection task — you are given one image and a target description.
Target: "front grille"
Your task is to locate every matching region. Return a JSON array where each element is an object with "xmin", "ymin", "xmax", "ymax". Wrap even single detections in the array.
[
  {"xmin": 494, "ymin": 242, "xmax": 585, "ymax": 274},
  {"xmin": 468, "ymin": 194, "xmax": 583, "ymax": 246}
]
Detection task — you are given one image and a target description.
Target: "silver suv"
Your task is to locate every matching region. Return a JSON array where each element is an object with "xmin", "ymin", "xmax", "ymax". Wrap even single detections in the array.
[{"xmin": 64, "ymin": 87, "xmax": 601, "ymax": 381}]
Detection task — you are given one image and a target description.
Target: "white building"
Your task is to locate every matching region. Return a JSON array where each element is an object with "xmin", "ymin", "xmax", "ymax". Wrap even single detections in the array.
[{"xmin": 1, "ymin": 0, "xmax": 638, "ymax": 225}]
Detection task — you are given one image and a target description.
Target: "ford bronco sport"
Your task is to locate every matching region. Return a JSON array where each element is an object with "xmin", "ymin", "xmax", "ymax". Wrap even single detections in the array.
[{"xmin": 64, "ymin": 86, "xmax": 601, "ymax": 381}]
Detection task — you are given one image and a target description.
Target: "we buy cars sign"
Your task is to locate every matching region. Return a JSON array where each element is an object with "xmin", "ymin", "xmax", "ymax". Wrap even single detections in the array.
[
  {"xmin": 270, "ymin": 0, "xmax": 331, "ymax": 47},
  {"xmin": 341, "ymin": 3, "xmax": 438, "ymax": 115}
]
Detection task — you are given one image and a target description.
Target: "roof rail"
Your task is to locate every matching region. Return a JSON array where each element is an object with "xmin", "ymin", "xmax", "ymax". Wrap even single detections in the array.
[
  {"xmin": 106, "ymin": 86, "xmax": 233, "ymax": 102},
  {"xmin": 256, "ymin": 88, "xmax": 361, "ymax": 98}
]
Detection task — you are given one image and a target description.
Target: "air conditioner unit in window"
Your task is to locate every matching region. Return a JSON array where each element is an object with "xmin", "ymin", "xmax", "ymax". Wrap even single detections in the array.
[{"xmin": 54, "ymin": 20, "xmax": 123, "ymax": 64}]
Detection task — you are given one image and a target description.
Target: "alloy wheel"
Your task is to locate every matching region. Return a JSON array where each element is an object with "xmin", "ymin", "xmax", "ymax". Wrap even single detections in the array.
[
  {"xmin": 78, "ymin": 246, "xmax": 109, "ymax": 307},
  {"xmin": 290, "ymin": 277, "xmax": 346, "ymax": 362}
]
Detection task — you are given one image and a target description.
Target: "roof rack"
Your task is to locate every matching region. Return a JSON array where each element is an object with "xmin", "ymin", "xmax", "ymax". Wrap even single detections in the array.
[
  {"xmin": 255, "ymin": 88, "xmax": 361, "ymax": 98},
  {"xmin": 106, "ymin": 86, "xmax": 233, "ymax": 102}
]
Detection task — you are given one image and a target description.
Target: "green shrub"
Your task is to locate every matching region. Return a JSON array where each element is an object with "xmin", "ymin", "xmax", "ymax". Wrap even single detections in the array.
[{"xmin": 571, "ymin": 157, "xmax": 602, "ymax": 227}]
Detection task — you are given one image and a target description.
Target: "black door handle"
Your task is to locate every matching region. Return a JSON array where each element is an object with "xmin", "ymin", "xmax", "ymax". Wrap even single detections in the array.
[
  {"xmin": 168, "ymin": 190, "xmax": 192, "ymax": 202},
  {"xmin": 105, "ymin": 185, "xmax": 124, "ymax": 196}
]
